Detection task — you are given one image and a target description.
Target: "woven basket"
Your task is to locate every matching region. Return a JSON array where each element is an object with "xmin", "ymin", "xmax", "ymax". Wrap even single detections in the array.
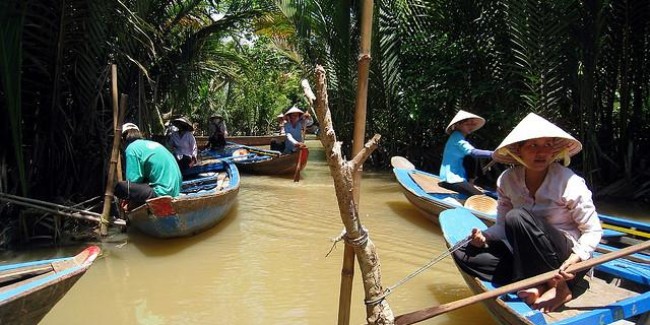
[{"xmin": 464, "ymin": 195, "xmax": 497, "ymax": 214}]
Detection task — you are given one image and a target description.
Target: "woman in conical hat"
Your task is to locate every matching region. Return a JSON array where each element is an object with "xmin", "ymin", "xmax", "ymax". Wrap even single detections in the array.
[
  {"xmin": 207, "ymin": 111, "xmax": 228, "ymax": 150},
  {"xmin": 453, "ymin": 113, "xmax": 602, "ymax": 313},
  {"xmin": 439, "ymin": 110, "xmax": 493, "ymax": 196},
  {"xmin": 168, "ymin": 116, "xmax": 198, "ymax": 171},
  {"xmin": 283, "ymin": 105, "xmax": 313, "ymax": 154}
]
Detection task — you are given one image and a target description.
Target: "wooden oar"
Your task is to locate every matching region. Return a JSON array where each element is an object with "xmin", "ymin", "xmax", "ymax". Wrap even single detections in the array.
[
  {"xmin": 481, "ymin": 160, "xmax": 497, "ymax": 174},
  {"xmin": 394, "ymin": 239, "xmax": 650, "ymax": 325},
  {"xmin": 390, "ymin": 156, "xmax": 415, "ymax": 170},
  {"xmin": 293, "ymin": 148, "xmax": 304, "ymax": 182},
  {"xmin": 595, "ymin": 245, "xmax": 650, "ymax": 264}
]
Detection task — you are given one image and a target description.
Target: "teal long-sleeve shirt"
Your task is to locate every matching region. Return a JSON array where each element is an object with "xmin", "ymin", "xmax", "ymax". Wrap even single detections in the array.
[{"xmin": 125, "ymin": 139, "xmax": 182, "ymax": 197}]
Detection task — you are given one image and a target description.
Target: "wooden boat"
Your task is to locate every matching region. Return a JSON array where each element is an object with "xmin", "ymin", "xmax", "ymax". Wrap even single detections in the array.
[
  {"xmin": 439, "ymin": 208, "xmax": 650, "ymax": 325},
  {"xmin": 232, "ymin": 146, "xmax": 308, "ymax": 176},
  {"xmin": 391, "ymin": 156, "xmax": 496, "ymax": 224},
  {"xmin": 0, "ymin": 246, "xmax": 101, "ymax": 324},
  {"xmin": 196, "ymin": 134, "xmax": 286, "ymax": 147},
  {"xmin": 202, "ymin": 144, "xmax": 309, "ymax": 176},
  {"xmin": 127, "ymin": 159, "xmax": 240, "ymax": 238},
  {"xmin": 392, "ymin": 156, "xmax": 650, "ymax": 243}
]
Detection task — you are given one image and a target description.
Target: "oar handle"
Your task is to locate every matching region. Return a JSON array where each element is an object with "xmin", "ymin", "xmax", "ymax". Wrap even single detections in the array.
[
  {"xmin": 481, "ymin": 160, "xmax": 496, "ymax": 174},
  {"xmin": 394, "ymin": 239, "xmax": 650, "ymax": 325},
  {"xmin": 293, "ymin": 148, "xmax": 304, "ymax": 182}
]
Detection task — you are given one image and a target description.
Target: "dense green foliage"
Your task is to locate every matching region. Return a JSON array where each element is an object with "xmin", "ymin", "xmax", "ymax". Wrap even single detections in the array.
[
  {"xmin": 1, "ymin": 0, "xmax": 649, "ymax": 246},
  {"xmin": 285, "ymin": 0, "xmax": 650, "ymax": 201}
]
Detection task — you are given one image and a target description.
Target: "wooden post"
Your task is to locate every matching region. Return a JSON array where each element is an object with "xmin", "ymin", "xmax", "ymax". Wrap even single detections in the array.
[
  {"xmin": 100, "ymin": 93, "xmax": 127, "ymax": 235},
  {"xmin": 113, "ymin": 65, "xmax": 123, "ymax": 181},
  {"xmin": 338, "ymin": 0, "xmax": 375, "ymax": 324}
]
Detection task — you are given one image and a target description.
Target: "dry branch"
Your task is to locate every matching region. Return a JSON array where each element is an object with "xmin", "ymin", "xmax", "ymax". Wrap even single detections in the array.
[{"xmin": 314, "ymin": 65, "xmax": 394, "ymax": 324}]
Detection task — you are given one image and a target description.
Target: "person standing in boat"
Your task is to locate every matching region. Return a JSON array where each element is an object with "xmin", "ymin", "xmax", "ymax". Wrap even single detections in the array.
[
  {"xmin": 115, "ymin": 123, "xmax": 182, "ymax": 211},
  {"xmin": 453, "ymin": 113, "xmax": 602, "ymax": 313},
  {"xmin": 207, "ymin": 113, "xmax": 228, "ymax": 150},
  {"xmin": 439, "ymin": 109, "xmax": 494, "ymax": 196},
  {"xmin": 168, "ymin": 117, "xmax": 198, "ymax": 172},
  {"xmin": 283, "ymin": 106, "xmax": 312, "ymax": 154}
]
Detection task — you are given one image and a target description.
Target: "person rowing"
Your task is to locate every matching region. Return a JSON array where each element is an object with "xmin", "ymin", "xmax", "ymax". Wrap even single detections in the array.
[{"xmin": 452, "ymin": 113, "xmax": 602, "ymax": 313}]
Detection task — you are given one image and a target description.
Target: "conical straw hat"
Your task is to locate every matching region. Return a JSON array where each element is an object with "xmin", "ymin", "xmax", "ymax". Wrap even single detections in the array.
[
  {"xmin": 445, "ymin": 110, "xmax": 486, "ymax": 134},
  {"xmin": 492, "ymin": 113, "xmax": 582, "ymax": 165},
  {"xmin": 172, "ymin": 117, "xmax": 194, "ymax": 131},
  {"xmin": 284, "ymin": 106, "xmax": 304, "ymax": 116}
]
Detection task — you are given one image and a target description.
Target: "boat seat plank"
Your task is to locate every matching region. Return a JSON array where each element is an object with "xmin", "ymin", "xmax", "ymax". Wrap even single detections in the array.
[
  {"xmin": 602, "ymin": 229, "xmax": 626, "ymax": 239},
  {"xmin": 597, "ymin": 244, "xmax": 650, "ymax": 264},
  {"xmin": 593, "ymin": 253, "xmax": 650, "ymax": 286},
  {"xmin": 0, "ymin": 265, "xmax": 53, "ymax": 285},
  {"xmin": 409, "ymin": 172, "xmax": 457, "ymax": 194}
]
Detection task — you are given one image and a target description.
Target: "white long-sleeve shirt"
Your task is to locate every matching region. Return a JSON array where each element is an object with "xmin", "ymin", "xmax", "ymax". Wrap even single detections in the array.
[{"xmin": 483, "ymin": 163, "xmax": 602, "ymax": 261}]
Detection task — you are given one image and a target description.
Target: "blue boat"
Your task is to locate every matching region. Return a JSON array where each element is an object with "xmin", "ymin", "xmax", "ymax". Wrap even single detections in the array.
[
  {"xmin": 439, "ymin": 208, "xmax": 650, "ymax": 325},
  {"xmin": 391, "ymin": 156, "xmax": 497, "ymax": 224},
  {"xmin": 0, "ymin": 246, "xmax": 101, "ymax": 324},
  {"xmin": 392, "ymin": 156, "xmax": 650, "ymax": 244},
  {"xmin": 127, "ymin": 159, "xmax": 240, "ymax": 238}
]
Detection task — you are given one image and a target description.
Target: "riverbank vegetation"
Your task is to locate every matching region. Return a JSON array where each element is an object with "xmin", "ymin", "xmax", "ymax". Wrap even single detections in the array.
[{"xmin": 1, "ymin": 0, "xmax": 649, "ymax": 248}]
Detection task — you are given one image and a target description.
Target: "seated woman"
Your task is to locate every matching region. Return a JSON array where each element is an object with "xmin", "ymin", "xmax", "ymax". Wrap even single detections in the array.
[
  {"xmin": 453, "ymin": 113, "xmax": 602, "ymax": 313},
  {"xmin": 439, "ymin": 110, "xmax": 493, "ymax": 196},
  {"xmin": 167, "ymin": 117, "xmax": 198, "ymax": 172},
  {"xmin": 207, "ymin": 113, "xmax": 228, "ymax": 150}
]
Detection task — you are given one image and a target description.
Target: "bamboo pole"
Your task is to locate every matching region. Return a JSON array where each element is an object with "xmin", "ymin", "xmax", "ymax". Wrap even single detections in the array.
[
  {"xmin": 0, "ymin": 193, "xmax": 125, "ymax": 226},
  {"xmin": 338, "ymin": 0, "xmax": 376, "ymax": 324},
  {"xmin": 113, "ymin": 66, "xmax": 123, "ymax": 181},
  {"xmin": 100, "ymin": 91, "xmax": 127, "ymax": 235}
]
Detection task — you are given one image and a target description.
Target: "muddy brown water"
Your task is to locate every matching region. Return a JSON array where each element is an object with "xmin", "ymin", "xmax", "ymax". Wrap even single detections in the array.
[{"xmin": 5, "ymin": 140, "xmax": 646, "ymax": 324}]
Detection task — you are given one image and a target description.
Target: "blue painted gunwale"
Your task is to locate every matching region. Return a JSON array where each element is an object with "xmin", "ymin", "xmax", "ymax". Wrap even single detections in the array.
[
  {"xmin": 392, "ymin": 167, "xmax": 496, "ymax": 224},
  {"xmin": 0, "ymin": 246, "xmax": 101, "ymax": 324},
  {"xmin": 127, "ymin": 160, "xmax": 240, "ymax": 238},
  {"xmin": 394, "ymin": 166, "xmax": 650, "ymax": 241},
  {"xmin": 439, "ymin": 208, "xmax": 650, "ymax": 325}
]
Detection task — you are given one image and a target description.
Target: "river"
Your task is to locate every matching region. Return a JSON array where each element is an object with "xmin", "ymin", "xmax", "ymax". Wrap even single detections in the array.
[{"xmin": 11, "ymin": 139, "xmax": 647, "ymax": 324}]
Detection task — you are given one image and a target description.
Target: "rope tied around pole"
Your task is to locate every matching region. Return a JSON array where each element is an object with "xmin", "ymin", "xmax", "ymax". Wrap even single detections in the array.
[
  {"xmin": 364, "ymin": 237, "xmax": 473, "ymax": 306},
  {"xmin": 325, "ymin": 227, "xmax": 369, "ymax": 257}
]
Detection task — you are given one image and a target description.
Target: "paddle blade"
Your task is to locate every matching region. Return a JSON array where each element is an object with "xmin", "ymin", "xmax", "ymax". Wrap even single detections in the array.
[{"xmin": 391, "ymin": 156, "xmax": 415, "ymax": 170}]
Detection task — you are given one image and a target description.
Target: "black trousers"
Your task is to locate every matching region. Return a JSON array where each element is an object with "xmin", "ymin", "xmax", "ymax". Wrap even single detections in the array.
[
  {"xmin": 453, "ymin": 208, "xmax": 587, "ymax": 290},
  {"xmin": 176, "ymin": 155, "xmax": 192, "ymax": 171},
  {"xmin": 114, "ymin": 181, "xmax": 155, "ymax": 210}
]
